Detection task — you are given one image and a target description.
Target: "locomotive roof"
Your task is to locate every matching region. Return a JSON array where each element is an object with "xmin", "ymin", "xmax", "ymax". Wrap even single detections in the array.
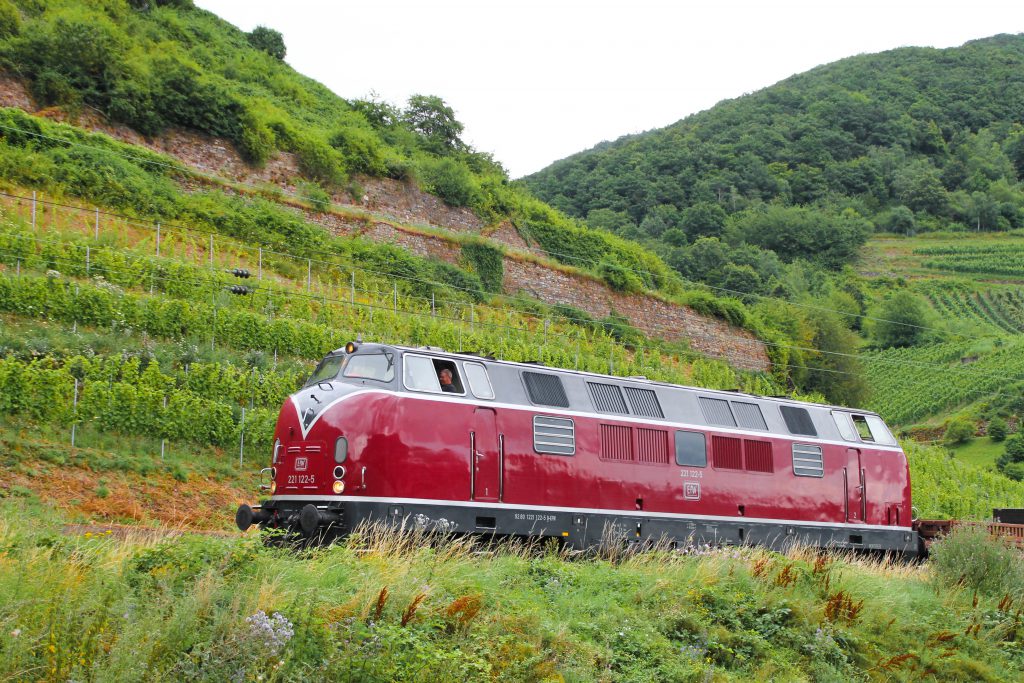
[{"xmin": 329, "ymin": 343, "xmax": 879, "ymax": 418}]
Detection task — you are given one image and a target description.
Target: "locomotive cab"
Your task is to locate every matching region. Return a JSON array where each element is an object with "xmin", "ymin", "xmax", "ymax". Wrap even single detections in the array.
[{"xmin": 235, "ymin": 343, "xmax": 399, "ymax": 536}]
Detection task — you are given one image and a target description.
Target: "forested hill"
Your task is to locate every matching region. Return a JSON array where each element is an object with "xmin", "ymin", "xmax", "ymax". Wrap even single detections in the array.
[{"xmin": 522, "ymin": 34, "xmax": 1024, "ymax": 273}]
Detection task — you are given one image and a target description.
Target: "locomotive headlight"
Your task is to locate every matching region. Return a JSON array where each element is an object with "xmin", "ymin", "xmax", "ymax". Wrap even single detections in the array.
[
  {"xmin": 332, "ymin": 480, "xmax": 345, "ymax": 494},
  {"xmin": 270, "ymin": 480, "xmax": 277, "ymax": 495},
  {"xmin": 334, "ymin": 436, "xmax": 348, "ymax": 463},
  {"xmin": 345, "ymin": 341, "xmax": 359, "ymax": 354}
]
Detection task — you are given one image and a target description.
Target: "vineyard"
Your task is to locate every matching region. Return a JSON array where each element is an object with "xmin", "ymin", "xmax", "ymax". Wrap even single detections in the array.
[
  {"xmin": 0, "ymin": 189, "xmax": 785, "ymax": 474},
  {"xmin": 915, "ymin": 241, "xmax": 1024, "ymax": 277},
  {"xmin": 862, "ymin": 338, "xmax": 1024, "ymax": 425},
  {"xmin": 914, "ymin": 280, "xmax": 1024, "ymax": 335}
]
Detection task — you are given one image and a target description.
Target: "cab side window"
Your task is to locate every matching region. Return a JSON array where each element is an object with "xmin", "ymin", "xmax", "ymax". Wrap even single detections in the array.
[{"xmin": 403, "ymin": 354, "xmax": 465, "ymax": 395}]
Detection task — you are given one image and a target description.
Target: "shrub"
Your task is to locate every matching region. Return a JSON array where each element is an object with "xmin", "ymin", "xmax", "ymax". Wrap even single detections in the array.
[
  {"xmin": 943, "ymin": 416, "xmax": 975, "ymax": 445},
  {"xmin": 998, "ymin": 433, "xmax": 1024, "ymax": 479},
  {"xmin": 929, "ymin": 525, "xmax": 1024, "ymax": 599},
  {"xmin": 293, "ymin": 134, "xmax": 345, "ymax": 185},
  {"xmin": 419, "ymin": 157, "xmax": 478, "ymax": 207},
  {"xmin": 237, "ymin": 110, "xmax": 276, "ymax": 165},
  {"xmin": 329, "ymin": 126, "xmax": 387, "ymax": 176},
  {"xmin": 597, "ymin": 255, "xmax": 643, "ymax": 293},
  {"xmin": 461, "ymin": 241, "xmax": 503, "ymax": 293},
  {"xmin": 988, "ymin": 417, "xmax": 1008, "ymax": 442},
  {"xmin": 296, "ymin": 180, "xmax": 331, "ymax": 212},
  {"xmin": 0, "ymin": 0, "xmax": 19, "ymax": 39}
]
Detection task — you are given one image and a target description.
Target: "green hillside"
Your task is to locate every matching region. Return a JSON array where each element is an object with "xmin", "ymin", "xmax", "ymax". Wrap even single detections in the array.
[
  {"xmin": 522, "ymin": 34, "xmax": 1024, "ymax": 479},
  {"xmin": 0, "ymin": 0, "xmax": 683, "ymax": 296},
  {"xmin": 523, "ymin": 35, "xmax": 1024, "ymax": 295}
]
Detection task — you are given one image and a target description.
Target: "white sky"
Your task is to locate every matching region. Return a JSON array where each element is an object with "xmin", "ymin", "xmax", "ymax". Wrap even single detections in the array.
[{"xmin": 196, "ymin": 0, "xmax": 1024, "ymax": 179}]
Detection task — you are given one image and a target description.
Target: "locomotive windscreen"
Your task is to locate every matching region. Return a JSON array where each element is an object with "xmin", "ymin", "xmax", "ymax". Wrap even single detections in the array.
[{"xmin": 305, "ymin": 354, "xmax": 344, "ymax": 386}]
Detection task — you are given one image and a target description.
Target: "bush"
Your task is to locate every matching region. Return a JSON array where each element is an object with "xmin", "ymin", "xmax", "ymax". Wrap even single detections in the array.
[
  {"xmin": 247, "ymin": 26, "xmax": 286, "ymax": 60},
  {"xmin": 988, "ymin": 417, "xmax": 1008, "ymax": 442},
  {"xmin": 328, "ymin": 126, "xmax": 387, "ymax": 176},
  {"xmin": 293, "ymin": 134, "xmax": 345, "ymax": 185},
  {"xmin": 997, "ymin": 433, "xmax": 1024, "ymax": 478},
  {"xmin": 296, "ymin": 180, "xmax": 331, "ymax": 212},
  {"xmin": 943, "ymin": 416, "xmax": 976, "ymax": 445},
  {"xmin": 461, "ymin": 241, "xmax": 503, "ymax": 293},
  {"xmin": 0, "ymin": 0, "xmax": 19, "ymax": 39},
  {"xmin": 597, "ymin": 255, "xmax": 643, "ymax": 293},
  {"xmin": 929, "ymin": 525, "xmax": 1024, "ymax": 599},
  {"xmin": 419, "ymin": 157, "xmax": 478, "ymax": 207}
]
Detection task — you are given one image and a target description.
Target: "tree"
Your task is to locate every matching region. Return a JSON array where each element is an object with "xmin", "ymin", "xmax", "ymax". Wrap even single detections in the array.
[
  {"xmin": 247, "ymin": 26, "xmax": 286, "ymax": 60},
  {"xmin": 869, "ymin": 290, "xmax": 931, "ymax": 349},
  {"xmin": 679, "ymin": 202, "xmax": 727, "ymax": 239},
  {"xmin": 988, "ymin": 417, "xmax": 1008, "ymax": 442},
  {"xmin": 802, "ymin": 309, "xmax": 867, "ymax": 407},
  {"xmin": 876, "ymin": 205, "xmax": 916, "ymax": 235},
  {"xmin": 402, "ymin": 95, "xmax": 466, "ymax": 154}
]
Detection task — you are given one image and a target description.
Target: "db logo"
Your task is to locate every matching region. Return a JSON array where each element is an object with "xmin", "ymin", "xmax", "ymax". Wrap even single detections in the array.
[
  {"xmin": 295, "ymin": 457, "xmax": 308, "ymax": 471},
  {"xmin": 683, "ymin": 481, "xmax": 701, "ymax": 500}
]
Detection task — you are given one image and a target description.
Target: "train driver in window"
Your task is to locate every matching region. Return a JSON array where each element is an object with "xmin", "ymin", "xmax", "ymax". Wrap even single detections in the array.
[{"xmin": 438, "ymin": 368, "xmax": 458, "ymax": 393}]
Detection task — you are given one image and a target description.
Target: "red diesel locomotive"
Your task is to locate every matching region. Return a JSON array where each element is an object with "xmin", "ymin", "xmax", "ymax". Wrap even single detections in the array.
[{"xmin": 235, "ymin": 342, "xmax": 922, "ymax": 556}]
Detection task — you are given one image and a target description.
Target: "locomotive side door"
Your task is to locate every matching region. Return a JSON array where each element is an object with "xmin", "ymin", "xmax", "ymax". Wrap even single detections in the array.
[
  {"xmin": 471, "ymin": 407, "xmax": 501, "ymax": 502},
  {"xmin": 845, "ymin": 447, "xmax": 865, "ymax": 523}
]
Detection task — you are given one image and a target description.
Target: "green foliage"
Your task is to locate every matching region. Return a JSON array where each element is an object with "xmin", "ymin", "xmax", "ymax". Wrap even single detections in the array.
[
  {"xmin": 868, "ymin": 289, "xmax": 933, "ymax": 348},
  {"xmin": 296, "ymin": 179, "xmax": 331, "ymax": 212},
  {"xmin": 915, "ymin": 280, "xmax": 1024, "ymax": 335},
  {"xmin": 596, "ymin": 255, "xmax": 642, "ymax": 293},
  {"xmin": 729, "ymin": 205, "xmax": 872, "ymax": 270},
  {"xmin": 246, "ymin": 25, "xmax": 285, "ymax": 60},
  {"xmin": 929, "ymin": 525, "xmax": 1024, "ymax": 599},
  {"xmin": 916, "ymin": 242, "xmax": 1024, "ymax": 277},
  {"xmin": 0, "ymin": 0, "xmax": 20, "ymax": 39},
  {"xmin": 864, "ymin": 339, "xmax": 1024, "ymax": 425},
  {"xmin": 402, "ymin": 94, "xmax": 466, "ymax": 154},
  {"xmin": 418, "ymin": 156, "xmax": 477, "ymax": 207},
  {"xmin": 906, "ymin": 441, "xmax": 1024, "ymax": 519},
  {"xmin": 943, "ymin": 416, "xmax": 976, "ymax": 445},
  {"xmin": 460, "ymin": 240, "xmax": 503, "ymax": 293},
  {"xmin": 0, "ymin": 511, "xmax": 1023, "ymax": 681},
  {"xmin": 998, "ymin": 433, "xmax": 1024, "ymax": 480},
  {"xmin": 988, "ymin": 417, "xmax": 1008, "ymax": 442}
]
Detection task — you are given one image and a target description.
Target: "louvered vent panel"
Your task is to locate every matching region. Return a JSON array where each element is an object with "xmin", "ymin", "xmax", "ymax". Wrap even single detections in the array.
[
  {"xmin": 624, "ymin": 386, "xmax": 664, "ymax": 418},
  {"xmin": 744, "ymin": 440, "xmax": 774, "ymax": 473},
  {"xmin": 588, "ymin": 382, "xmax": 628, "ymax": 413},
  {"xmin": 732, "ymin": 402, "xmax": 768, "ymax": 431},
  {"xmin": 700, "ymin": 397, "xmax": 736, "ymax": 427},
  {"xmin": 637, "ymin": 428, "xmax": 669, "ymax": 464},
  {"xmin": 600, "ymin": 424, "xmax": 633, "ymax": 461},
  {"xmin": 712, "ymin": 435, "xmax": 743, "ymax": 470},
  {"xmin": 533, "ymin": 416, "xmax": 575, "ymax": 455},
  {"xmin": 523, "ymin": 372, "xmax": 569, "ymax": 408},
  {"xmin": 792, "ymin": 444, "xmax": 824, "ymax": 477}
]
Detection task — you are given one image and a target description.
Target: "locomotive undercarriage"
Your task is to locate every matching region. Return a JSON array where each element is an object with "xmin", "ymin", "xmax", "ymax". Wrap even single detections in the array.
[{"xmin": 239, "ymin": 498, "xmax": 925, "ymax": 557}]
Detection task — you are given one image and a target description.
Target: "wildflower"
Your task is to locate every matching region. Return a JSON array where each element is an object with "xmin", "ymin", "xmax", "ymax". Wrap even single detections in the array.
[
  {"xmin": 245, "ymin": 610, "xmax": 294, "ymax": 655},
  {"xmin": 10, "ymin": 629, "xmax": 20, "ymax": 638}
]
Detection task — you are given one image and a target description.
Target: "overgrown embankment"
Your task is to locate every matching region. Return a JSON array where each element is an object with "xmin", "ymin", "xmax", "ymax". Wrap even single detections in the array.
[{"xmin": 0, "ymin": 512, "xmax": 1021, "ymax": 682}]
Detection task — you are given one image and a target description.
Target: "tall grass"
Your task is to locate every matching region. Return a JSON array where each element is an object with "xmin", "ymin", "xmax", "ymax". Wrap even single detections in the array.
[{"xmin": 0, "ymin": 509, "xmax": 1021, "ymax": 682}]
